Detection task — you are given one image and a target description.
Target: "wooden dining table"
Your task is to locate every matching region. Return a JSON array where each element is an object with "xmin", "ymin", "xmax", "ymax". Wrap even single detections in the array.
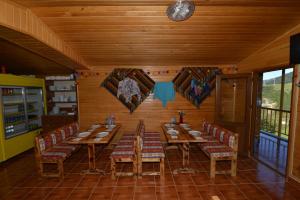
[
  {"xmin": 66, "ymin": 123, "xmax": 121, "ymax": 174},
  {"xmin": 161, "ymin": 123, "xmax": 207, "ymax": 174}
]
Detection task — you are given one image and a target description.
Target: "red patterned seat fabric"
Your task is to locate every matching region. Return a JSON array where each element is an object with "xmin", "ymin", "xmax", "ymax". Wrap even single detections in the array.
[
  {"xmin": 41, "ymin": 147, "xmax": 73, "ymax": 161},
  {"xmin": 37, "ymin": 122, "xmax": 81, "ymax": 162},
  {"xmin": 141, "ymin": 132, "xmax": 164, "ymax": 158},
  {"xmin": 201, "ymin": 121, "xmax": 236, "ymax": 158},
  {"xmin": 204, "ymin": 146, "xmax": 234, "ymax": 158},
  {"xmin": 111, "ymin": 134, "xmax": 135, "ymax": 159}
]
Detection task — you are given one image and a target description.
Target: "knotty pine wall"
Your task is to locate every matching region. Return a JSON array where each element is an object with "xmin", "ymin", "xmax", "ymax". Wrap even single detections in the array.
[
  {"xmin": 77, "ymin": 66, "xmax": 217, "ymax": 142},
  {"xmin": 237, "ymin": 24, "xmax": 300, "ymax": 181}
]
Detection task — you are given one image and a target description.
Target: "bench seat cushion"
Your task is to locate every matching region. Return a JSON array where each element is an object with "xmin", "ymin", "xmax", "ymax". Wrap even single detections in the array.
[
  {"xmin": 111, "ymin": 150, "xmax": 134, "ymax": 159},
  {"xmin": 198, "ymin": 142, "xmax": 225, "ymax": 150},
  {"xmin": 41, "ymin": 147, "xmax": 73, "ymax": 161},
  {"xmin": 142, "ymin": 140, "xmax": 164, "ymax": 158},
  {"xmin": 111, "ymin": 135, "xmax": 135, "ymax": 159},
  {"xmin": 53, "ymin": 143, "xmax": 79, "ymax": 152},
  {"xmin": 202, "ymin": 146, "xmax": 234, "ymax": 158}
]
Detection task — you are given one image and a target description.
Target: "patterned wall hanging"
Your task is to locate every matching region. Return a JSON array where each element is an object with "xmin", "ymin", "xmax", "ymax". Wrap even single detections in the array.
[
  {"xmin": 173, "ymin": 67, "xmax": 221, "ymax": 108},
  {"xmin": 101, "ymin": 68, "xmax": 155, "ymax": 112}
]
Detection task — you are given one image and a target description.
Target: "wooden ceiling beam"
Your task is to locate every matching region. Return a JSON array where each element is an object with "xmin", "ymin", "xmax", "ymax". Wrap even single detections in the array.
[{"xmin": 0, "ymin": 0, "xmax": 89, "ymax": 72}]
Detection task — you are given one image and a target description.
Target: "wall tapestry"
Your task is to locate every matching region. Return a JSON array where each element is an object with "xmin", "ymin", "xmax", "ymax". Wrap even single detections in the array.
[
  {"xmin": 173, "ymin": 67, "xmax": 221, "ymax": 108},
  {"xmin": 101, "ymin": 68, "xmax": 155, "ymax": 112}
]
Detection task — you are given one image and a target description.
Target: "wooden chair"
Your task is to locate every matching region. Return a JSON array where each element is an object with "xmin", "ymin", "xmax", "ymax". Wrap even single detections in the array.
[
  {"xmin": 136, "ymin": 120, "xmax": 165, "ymax": 178},
  {"xmin": 110, "ymin": 122, "xmax": 142, "ymax": 179}
]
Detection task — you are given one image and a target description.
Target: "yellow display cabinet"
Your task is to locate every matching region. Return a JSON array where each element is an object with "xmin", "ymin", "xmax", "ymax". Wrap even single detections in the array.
[{"xmin": 0, "ymin": 74, "xmax": 47, "ymax": 162}]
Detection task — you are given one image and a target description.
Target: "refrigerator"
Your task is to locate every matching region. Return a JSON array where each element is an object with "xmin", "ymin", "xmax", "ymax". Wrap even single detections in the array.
[
  {"xmin": 1, "ymin": 87, "xmax": 44, "ymax": 139},
  {"xmin": 0, "ymin": 74, "xmax": 46, "ymax": 162}
]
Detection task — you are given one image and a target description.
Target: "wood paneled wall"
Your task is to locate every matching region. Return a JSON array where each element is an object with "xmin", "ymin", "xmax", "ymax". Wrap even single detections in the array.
[
  {"xmin": 237, "ymin": 24, "xmax": 300, "ymax": 182},
  {"xmin": 77, "ymin": 66, "xmax": 216, "ymax": 141}
]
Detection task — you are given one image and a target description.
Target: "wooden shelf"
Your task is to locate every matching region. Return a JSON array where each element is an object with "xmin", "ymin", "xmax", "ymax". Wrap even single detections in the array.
[{"xmin": 44, "ymin": 75, "xmax": 79, "ymax": 119}]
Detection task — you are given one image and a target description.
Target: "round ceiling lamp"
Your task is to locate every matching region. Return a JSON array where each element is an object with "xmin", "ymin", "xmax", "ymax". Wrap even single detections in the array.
[{"xmin": 166, "ymin": 0, "xmax": 195, "ymax": 22}]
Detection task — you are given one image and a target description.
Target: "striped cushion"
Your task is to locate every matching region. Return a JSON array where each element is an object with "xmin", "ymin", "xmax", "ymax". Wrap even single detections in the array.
[
  {"xmin": 142, "ymin": 145, "xmax": 164, "ymax": 158},
  {"xmin": 41, "ymin": 147, "xmax": 72, "ymax": 161},
  {"xmin": 198, "ymin": 142, "xmax": 225, "ymax": 151},
  {"xmin": 142, "ymin": 136, "xmax": 164, "ymax": 158},
  {"xmin": 222, "ymin": 131, "xmax": 236, "ymax": 148},
  {"xmin": 38, "ymin": 138, "xmax": 46, "ymax": 151},
  {"xmin": 44, "ymin": 135, "xmax": 53, "ymax": 150},
  {"xmin": 53, "ymin": 144, "xmax": 78, "ymax": 151},
  {"xmin": 204, "ymin": 146, "xmax": 234, "ymax": 158},
  {"xmin": 63, "ymin": 126, "xmax": 71, "ymax": 138},
  {"xmin": 111, "ymin": 150, "xmax": 134, "ymax": 159},
  {"xmin": 71, "ymin": 122, "xmax": 79, "ymax": 135},
  {"xmin": 111, "ymin": 134, "xmax": 135, "ymax": 159}
]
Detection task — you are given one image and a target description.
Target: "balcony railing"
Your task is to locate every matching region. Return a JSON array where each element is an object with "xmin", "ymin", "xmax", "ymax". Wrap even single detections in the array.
[{"xmin": 260, "ymin": 106, "xmax": 290, "ymax": 139}]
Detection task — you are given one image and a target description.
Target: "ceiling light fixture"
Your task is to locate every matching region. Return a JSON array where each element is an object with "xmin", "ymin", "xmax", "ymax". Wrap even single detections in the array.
[{"xmin": 166, "ymin": 0, "xmax": 195, "ymax": 22}]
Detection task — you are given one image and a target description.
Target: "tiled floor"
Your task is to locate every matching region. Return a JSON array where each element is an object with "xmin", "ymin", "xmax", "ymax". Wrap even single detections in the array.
[{"xmin": 1, "ymin": 145, "xmax": 300, "ymax": 200}]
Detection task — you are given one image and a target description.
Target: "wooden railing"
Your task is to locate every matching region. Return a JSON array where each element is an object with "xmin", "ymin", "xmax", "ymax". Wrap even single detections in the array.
[{"xmin": 260, "ymin": 107, "xmax": 290, "ymax": 138}]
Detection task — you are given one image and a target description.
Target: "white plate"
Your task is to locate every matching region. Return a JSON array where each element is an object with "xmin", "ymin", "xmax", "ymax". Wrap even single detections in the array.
[
  {"xmin": 189, "ymin": 130, "xmax": 201, "ymax": 137},
  {"xmin": 105, "ymin": 124, "xmax": 116, "ymax": 129},
  {"xmin": 96, "ymin": 132, "xmax": 109, "ymax": 138},
  {"xmin": 94, "ymin": 138, "xmax": 102, "ymax": 142},
  {"xmin": 171, "ymin": 135, "xmax": 178, "ymax": 139},
  {"xmin": 180, "ymin": 123, "xmax": 189, "ymax": 128},
  {"xmin": 91, "ymin": 124, "xmax": 101, "ymax": 129},
  {"xmin": 184, "ymin": 127, "xmax": 192, "ymax": 131},
  {"xmin": 165, "ymin": 123, "xmax": 175, "ymax": 128},
  {"xmin": 167, "ymin": 130, "xmax": 179, "ymax": 135},
  {"xmin": 78, "ymin": 131, "xmax": 91, "ymax": 138}
]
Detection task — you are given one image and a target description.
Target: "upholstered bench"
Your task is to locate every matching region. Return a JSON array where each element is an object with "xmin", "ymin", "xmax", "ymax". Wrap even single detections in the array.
[
  {"xmin": 198, "ymin": 121, "xmax": 238, "ymax": 178},
  {"xmin": 35, "ymin": 122, "xmax": 81, "ymax": 179}
]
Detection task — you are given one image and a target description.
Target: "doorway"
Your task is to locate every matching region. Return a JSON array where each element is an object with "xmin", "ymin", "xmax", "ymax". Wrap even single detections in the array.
[
  {"xmin": 252, "ymin": 67, "xmax": 293, "ymax": 175},
  {"xmin": 215, "ymin": 74, "xmax": 252, "ymax": 156}
]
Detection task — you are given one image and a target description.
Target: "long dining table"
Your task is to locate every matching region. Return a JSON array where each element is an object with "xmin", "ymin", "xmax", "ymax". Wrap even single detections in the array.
[
  {"xmin": 66, "ymin": 123, "xmax": 121, "ymax": 174},
  {"xmin": 161, "ymin": 122, "xmax": 207, "ymax": 174}
]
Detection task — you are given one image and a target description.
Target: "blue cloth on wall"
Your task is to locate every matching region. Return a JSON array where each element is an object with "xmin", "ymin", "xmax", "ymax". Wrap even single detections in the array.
[{"xmin": 153, "ymin": 82, "xmax": 175, "ymax": 107}]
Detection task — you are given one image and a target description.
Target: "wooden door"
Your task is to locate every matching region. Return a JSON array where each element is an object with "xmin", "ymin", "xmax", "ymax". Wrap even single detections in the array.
[{"xmin": 215, "ymin": 74, "xmax": 252, "ymax": 156}]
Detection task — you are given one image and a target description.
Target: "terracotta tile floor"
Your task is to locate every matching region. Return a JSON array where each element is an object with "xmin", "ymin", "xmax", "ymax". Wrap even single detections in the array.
[{"xmin": 0, "ymin": 145, "xmax": 300, "ymax": 200}]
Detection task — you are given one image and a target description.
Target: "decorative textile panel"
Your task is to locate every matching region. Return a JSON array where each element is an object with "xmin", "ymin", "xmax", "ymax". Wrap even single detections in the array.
[
  {"xmin": 101, "ymin": 68, "xmax": 155, "ymax": 113},
  {"xmin": 173, "ymin": 67, "xmax": 221, "ymax": 108}
]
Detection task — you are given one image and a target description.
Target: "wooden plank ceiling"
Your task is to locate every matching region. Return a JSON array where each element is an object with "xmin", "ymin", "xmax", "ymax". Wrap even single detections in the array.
[{"xmin": 11, "ymin": 0, "xmax": 300, "ymax": 67}]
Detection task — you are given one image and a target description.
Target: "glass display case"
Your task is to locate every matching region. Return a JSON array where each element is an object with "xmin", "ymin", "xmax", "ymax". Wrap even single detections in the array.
[
  {"xmin": 1, "ymin": 86, "xmax": 44, "ymax": 139},
  {"xmin": 26, "ymin": 87, "xmax": 44, "ymax": 131}
]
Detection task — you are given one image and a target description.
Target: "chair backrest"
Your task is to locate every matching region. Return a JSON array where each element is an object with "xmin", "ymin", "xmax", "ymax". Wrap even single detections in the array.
[
  {"xmin": 135, "ymin": 120, "xmax": 145, "ymax": 162},
  {"xmin": 202, "ymin": 120, "xmax": 239, "ymax": 153}
]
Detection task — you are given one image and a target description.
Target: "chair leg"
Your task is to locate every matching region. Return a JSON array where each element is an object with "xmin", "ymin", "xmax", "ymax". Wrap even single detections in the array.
[
  {"xmin": 38, "ymin": 161, "xmax": 44, "ymax": 176},
  {"xmin": 133, "ymin": 158, "xmax": 138, "ymax": 178},
  {"xmin": 160, "ymin": 158, "xmax": 165, "ymax": 178},
  {"xmin": 231, "ymin": 158, "xmax": 237, "ymax": 177},
  {"xmin": 138, "ymin": 158, "xmax": 142, "ymax": 179},
  {"xmin": 111, "ymin": 158, "xmax": 116, "ymax": 180},
  {"xmin": 210, "ymin": 157, "xmax": 216, "ymax": 179},
  {"xmin": 58, "ymin": 159, "xmax": 64, "ymax": 180}
]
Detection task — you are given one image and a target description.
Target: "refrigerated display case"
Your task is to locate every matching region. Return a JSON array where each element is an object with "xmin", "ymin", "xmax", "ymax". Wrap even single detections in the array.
[
  {"xmin": 1, "ymin": 87, "xmax": 44, "ymax": 139},
  {"xmin": 0, "ymin": 74, "xmax": 46, "ymax": 162}
]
